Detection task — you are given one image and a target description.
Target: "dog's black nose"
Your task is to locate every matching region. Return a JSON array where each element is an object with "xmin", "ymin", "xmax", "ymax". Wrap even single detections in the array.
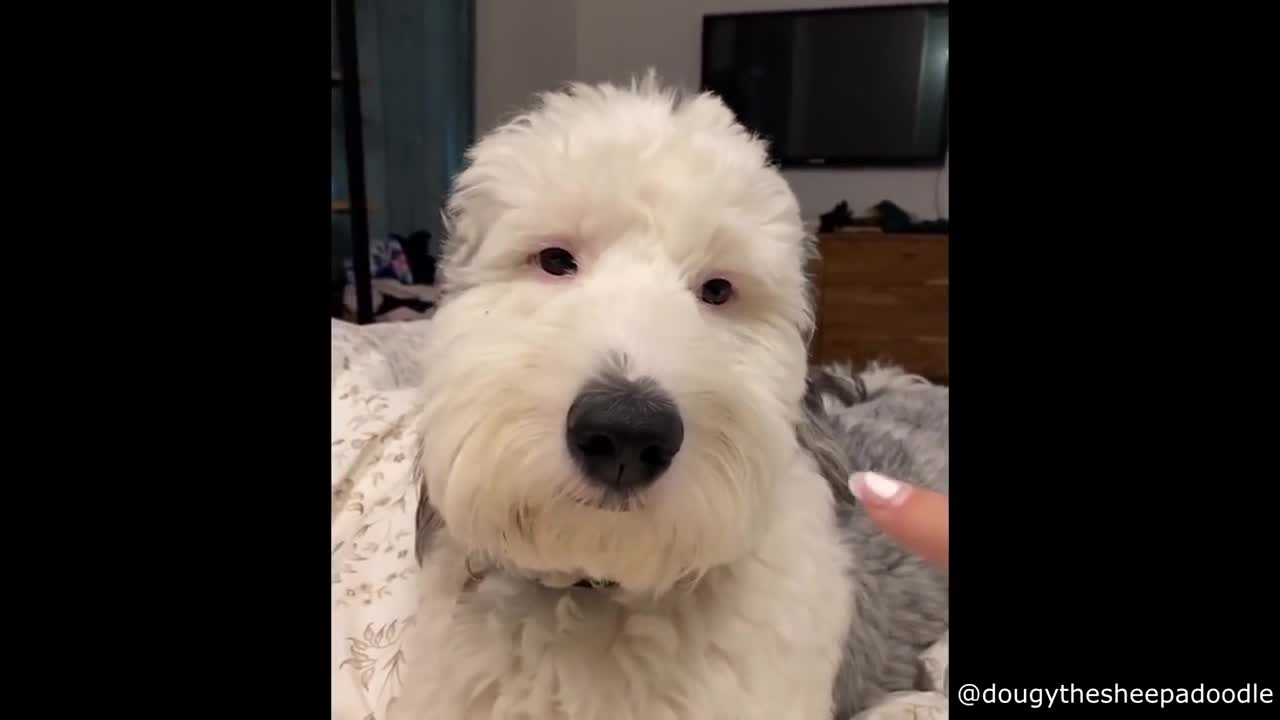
[{"xmin": 566, "ymin": 376, "xmax": 684, "ymax": 491}]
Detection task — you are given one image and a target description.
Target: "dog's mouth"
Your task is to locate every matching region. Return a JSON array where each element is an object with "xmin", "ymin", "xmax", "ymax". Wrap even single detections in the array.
[
  {"xmin": 564, "ymin": 483, "xmax": 647, "ymax": 512},
  {"xmin": 464, "ymin": 554, "xmax": 620, "ymax": 592}
]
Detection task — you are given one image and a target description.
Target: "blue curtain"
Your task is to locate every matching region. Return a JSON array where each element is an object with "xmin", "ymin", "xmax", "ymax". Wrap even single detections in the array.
[{"xmin": 361, "ymin": 0, "xmax": 475, "ymax": 260}]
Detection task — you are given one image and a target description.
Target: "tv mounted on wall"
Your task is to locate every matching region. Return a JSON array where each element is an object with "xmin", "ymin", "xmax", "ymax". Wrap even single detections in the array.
[{"xmin": 701, "ymin": 4, "xmax": 949, "ymax": 169}]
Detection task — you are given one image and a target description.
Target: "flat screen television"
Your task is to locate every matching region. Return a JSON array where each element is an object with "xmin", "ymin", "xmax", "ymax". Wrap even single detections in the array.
[{"xmin": 701, "ymin": 4, "xmax": 949, "ymax": 168}]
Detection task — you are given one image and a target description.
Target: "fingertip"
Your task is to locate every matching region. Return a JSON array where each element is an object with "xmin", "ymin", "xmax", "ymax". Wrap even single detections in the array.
[{"xmin": 849, "ymin": 471, "xmax": 913, "ymax": 508}]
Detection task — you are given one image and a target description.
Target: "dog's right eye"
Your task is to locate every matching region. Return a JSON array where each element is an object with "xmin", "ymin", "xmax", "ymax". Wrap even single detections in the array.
[{"xmin": 537, "ymin": 247, "xmax": 578, "ymax": 276}]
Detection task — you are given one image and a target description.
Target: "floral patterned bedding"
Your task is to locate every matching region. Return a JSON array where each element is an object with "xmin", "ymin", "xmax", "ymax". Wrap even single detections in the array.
[{"xmin": 330, "ymin": 318, "xmax": 949, "ymax": 720}]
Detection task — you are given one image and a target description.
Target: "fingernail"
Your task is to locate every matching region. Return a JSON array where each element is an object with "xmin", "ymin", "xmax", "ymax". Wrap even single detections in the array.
[{"xmin": 849, "ymin": 472, "xmax": 912, "ymax": 507}]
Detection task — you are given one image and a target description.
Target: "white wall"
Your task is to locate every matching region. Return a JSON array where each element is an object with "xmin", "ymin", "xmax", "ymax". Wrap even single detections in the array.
[
  {"xmin": 474, "ymin": 0, "xmax": 579, "ymax": 136},
  {"xmin": 477, "ymin": 0, "xmax": 948, "ymax": 223}
]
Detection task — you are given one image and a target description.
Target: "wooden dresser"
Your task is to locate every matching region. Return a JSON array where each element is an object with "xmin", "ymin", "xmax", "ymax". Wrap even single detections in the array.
[{"xmin": 808, "ymin": 231, "xmax": 949, "ymax": 384}]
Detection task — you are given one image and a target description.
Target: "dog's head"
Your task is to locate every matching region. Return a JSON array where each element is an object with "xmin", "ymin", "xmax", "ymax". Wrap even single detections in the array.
[{"xmin": 415, "ymin": 74, "xmax": 815, "ymax": 594}]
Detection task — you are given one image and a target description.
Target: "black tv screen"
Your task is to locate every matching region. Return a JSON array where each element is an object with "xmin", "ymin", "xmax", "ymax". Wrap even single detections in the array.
[{"xmin": 701, "ymin": 4, "xmax": 949, "ymax": 168}]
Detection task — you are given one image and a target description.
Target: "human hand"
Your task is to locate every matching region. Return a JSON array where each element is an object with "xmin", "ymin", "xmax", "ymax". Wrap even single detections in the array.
[{"xmin": 849, "ymin": 472, "xmax": 948, "ymax": 573}]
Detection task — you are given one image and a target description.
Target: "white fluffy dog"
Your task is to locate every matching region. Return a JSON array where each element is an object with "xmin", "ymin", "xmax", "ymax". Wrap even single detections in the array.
[{"xmin": 395, "ymin": 74, "xmax": 948, "ymax": 720}]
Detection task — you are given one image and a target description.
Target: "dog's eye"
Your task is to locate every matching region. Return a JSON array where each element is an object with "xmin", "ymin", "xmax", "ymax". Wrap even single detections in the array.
[
  {"xmin": 700, "ymin": 278, "xmax": 734, "ymax": 305},
  {"xmin": 538, "ymin": 247, "xmax": 577, "ymax": 276}
]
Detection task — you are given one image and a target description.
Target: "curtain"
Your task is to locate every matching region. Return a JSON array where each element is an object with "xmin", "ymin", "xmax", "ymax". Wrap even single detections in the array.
[{"xmin": 346, "ymin": 0, "xmax": 475, "ymax": 274}]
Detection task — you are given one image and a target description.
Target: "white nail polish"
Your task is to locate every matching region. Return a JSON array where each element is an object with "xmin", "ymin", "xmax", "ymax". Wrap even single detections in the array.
[
  {"xmin": 849, "ymin": 472, "xmax": 910, "ymax": 506},
  {"xmin": 863, "ymin": 472, "xmax": 902, "ymax": 499}
]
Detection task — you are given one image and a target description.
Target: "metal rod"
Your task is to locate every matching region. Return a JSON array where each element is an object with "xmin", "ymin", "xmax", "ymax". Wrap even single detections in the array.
[{"xmin": 336, "ymin": 0, "xmax": 373, "ymax": 324}]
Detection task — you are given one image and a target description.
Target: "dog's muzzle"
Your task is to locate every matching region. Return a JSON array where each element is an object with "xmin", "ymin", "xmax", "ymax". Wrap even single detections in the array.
[{"xmin": 566, "ymin": 375, "xmax": 683, "ymax": 492}]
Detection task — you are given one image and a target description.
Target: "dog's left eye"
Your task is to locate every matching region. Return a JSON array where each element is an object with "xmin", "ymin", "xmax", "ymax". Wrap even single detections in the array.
[
  {"xmin": 537, "ymin": 247, "xmax": 577, "ymax": 276},
  {"xmin": 700, "ymin": 278, "xmax": 734, "ymax": 305}
]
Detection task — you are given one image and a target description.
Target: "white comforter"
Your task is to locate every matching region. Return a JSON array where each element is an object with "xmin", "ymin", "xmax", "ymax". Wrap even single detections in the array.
[{"xmin": 330, "ymin": 318, "xmax": 948, "ymax": 720}]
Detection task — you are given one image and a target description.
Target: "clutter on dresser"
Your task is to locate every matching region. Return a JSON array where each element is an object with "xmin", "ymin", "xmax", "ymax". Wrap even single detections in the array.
[{"xmin": 338, "ymin": 231, "xmax": 439, "ymax": 323}]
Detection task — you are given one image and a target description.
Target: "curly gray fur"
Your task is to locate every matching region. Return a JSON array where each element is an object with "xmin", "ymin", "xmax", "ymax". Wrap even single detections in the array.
[{"xmin": 798, "ymin": 362, "xmax": 949, "ymax": 717}]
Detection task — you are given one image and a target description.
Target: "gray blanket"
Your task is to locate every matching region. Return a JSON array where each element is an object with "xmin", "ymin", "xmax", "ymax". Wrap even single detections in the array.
[{"xmin": 806, "ymin": 363, "xmax": 950, "ymax": 719}]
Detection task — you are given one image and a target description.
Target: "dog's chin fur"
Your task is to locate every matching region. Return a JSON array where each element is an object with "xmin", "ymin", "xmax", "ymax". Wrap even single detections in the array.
[{"xmin": 396, "ymin": 73, "xmax": 948, "ymax": 720}]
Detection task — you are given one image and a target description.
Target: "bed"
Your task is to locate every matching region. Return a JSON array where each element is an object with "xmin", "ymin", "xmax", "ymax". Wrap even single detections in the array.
[{"xmin": 331, "ymin": 318, "xmax": 949, "ymax": 720}]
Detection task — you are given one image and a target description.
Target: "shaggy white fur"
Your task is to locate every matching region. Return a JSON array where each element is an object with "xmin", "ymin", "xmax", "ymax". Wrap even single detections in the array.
[
  {"xmin": 392, "ymin": 74, "xmax": 929, "ymax": 720},
  {"xmin": 396, "ymin": 459, "xmax": 853, "ymax": 720}
]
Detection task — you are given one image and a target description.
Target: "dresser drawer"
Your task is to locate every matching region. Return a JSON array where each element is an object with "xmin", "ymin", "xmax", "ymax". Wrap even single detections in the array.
[
  {"xmin": 808, "ymin": 232, "xmax": 949, "ymax": 382},
  {"xmin": 817, "ymin": 332, "xmax": 948, "ymax": 381},
  {"xmin": 817, "ymin": 234, "xmax": 948, "ymax": 287},
  {"xmin": 819, "ymin": 285, "xmax": 948, "ymax": 337}
]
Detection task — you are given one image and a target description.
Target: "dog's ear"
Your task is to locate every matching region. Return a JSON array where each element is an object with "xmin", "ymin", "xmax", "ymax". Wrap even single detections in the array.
[
  {"xmin": 800, "ymin": 232, "xmax": 823, "ymax": 348},
  {"xmin": 436, "ymin": 165, "xmax": 503, "ymax": 301},
  {"xmin": 412, "ymin": 446, "xmax": 445, "ymax": 566},
  {"xmin": 436, "ymin": 205, "xmax": 476, "ymax": 296}
]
